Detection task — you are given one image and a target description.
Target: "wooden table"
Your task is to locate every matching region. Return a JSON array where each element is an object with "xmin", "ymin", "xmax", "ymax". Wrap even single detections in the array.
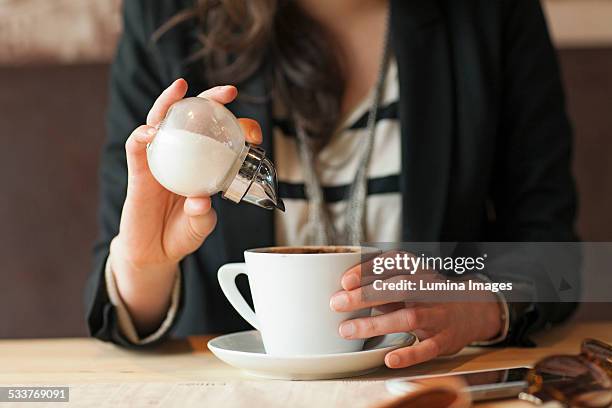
[{"xmin": 1, "ymin": 322, "xmax": 610, "ymax": 407}]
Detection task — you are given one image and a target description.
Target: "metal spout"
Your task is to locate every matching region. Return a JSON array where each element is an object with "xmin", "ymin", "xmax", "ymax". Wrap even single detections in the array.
[
  {"xmin": 275, "ymin": 198, "xmax": 285, "ymax": 212},
  {"xmin": 242, "ymin": 156, "xmax": 284, "ymax": 211},
  {"xmin": 222, "ymin": 145, "xmax": 284, "ymax": 211}
]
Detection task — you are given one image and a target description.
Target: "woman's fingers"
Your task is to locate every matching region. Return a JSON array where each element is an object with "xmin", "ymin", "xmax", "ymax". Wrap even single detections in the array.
[
  {"xmin": 148, "ymin": 82, "xmax": 263, "ymax": 145},
  {"xmin": 331, "ymin": 273, "xmax": 419, "ymax": 313},
  {"xmin": 330, "ymin": 285, "xmax": 395, "ymax": 312},
  {"xmin": 125, "ymin": 125, "xmax": 157, "ymax": 177},
  {"xmin": 385, "ymin": 336, "xmax": 442, "ymax": 368},
  {"xmin": 147, "ymin": 78, "xmax": 189, "ymax": 127},
  {"xmin": 198, "ymin": 86, "xmax": 262, "ymax": 144},
  {"xmin": 375, "ymin": 302, "xmax": 406, "ymax": 314},
  {"xmin": 184, "ymin": 198, "xmax": 217, "ymax": 242},
  {"xmin": 341, "ymin": 250, "xmax": 410, "ymax": 291},
  {"xmin": 197, "ymin": 85, "xmax": 238, "ymax": 104},
  {"xmin": 128, "ymin": 78, "xmax": 187, "ymax": 181},
  {"xmin": 341, "ymin": 264, "xmax": 363, "ymax": 291},
  {"xmin": 239, "ymin": 118, "xmax": 263, "ymax": 144},
  {"xmin": 198, "ymin": 85, "xmax": 263, "ymax": 144},
  {"xmin": 187, "ymin": 209, "xmax": 217, "ymax": 242},
  {"xmin": 184, "ymin": 197, "xmax": 212, "ymax": 217},
  {"xmin": 339, "ymin": 306, "xmax": 435, "ymax": 339}
]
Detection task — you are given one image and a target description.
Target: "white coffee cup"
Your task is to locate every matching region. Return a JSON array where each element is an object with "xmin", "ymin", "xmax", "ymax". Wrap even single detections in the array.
[{"xmin": 218, "ymin": 246, "xmax": 377, "ymax": 356}]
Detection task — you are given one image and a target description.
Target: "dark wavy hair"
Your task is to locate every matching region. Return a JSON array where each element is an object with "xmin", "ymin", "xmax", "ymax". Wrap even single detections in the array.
[{"xmin": 156, "ymin": 0, "xmax": 345, "ymax": 146}]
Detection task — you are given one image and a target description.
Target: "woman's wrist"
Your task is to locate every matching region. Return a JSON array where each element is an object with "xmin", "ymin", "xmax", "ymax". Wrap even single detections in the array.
[
  {"xmin": 109, "ymin": 236, "xmax": 179, "ymax": 333},
  {"xmin": 476, "ymin": 297, "xmax": 504, "ymax": 342},
  {"xmin": 109, "ymin": 235, "xmax": 179, "ymax": 276}
]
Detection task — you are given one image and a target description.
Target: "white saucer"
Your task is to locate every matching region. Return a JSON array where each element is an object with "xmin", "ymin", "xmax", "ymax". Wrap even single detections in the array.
[{"xmin": 208, "ymin": 330, "xmax": 416, "ymax": 380}]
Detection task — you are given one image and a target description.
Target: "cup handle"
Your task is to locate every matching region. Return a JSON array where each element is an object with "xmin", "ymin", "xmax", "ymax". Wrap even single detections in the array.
[{"xmin": 218, "ymin": 263, "xmax": 259, "ymax": 330}]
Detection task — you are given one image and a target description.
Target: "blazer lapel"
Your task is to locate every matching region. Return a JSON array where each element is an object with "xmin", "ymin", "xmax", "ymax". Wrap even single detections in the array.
[{"xmin": 391, "ymin": 0, "xmax": 454, "ymax": 241}]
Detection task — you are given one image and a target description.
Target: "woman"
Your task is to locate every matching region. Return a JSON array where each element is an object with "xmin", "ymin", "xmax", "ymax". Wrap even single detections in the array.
[{"xmin": 85, "ymin": 0, "xmax": 578, "ymax": 368}]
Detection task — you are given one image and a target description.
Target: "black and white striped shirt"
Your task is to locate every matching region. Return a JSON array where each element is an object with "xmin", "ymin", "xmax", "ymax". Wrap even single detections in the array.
[{"xmin": 273, "ymin": 60, "xmax": 401, "ymax": 245}]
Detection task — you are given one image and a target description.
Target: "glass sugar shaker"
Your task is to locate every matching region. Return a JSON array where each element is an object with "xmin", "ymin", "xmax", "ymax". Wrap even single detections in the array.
[{"xmin": 146, "ymin": 97, "xmax": 284, "ymax": 211}]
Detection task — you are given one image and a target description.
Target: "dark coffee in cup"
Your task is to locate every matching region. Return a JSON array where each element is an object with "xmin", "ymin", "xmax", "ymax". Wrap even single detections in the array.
[{"xmin": 254, "ymin": 246, "xmax": 359, "ymax": 255}]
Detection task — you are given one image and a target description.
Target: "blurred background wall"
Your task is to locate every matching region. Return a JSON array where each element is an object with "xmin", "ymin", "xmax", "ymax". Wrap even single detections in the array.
[{"xmin": 0, "ymin": 0, "xmax": 611, "ymax": 338}]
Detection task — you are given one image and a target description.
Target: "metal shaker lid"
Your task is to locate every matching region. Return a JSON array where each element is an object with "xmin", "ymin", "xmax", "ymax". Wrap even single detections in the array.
[{"xmin": 222, "ymin": 145, "xmax": 285, "ymax": 211}]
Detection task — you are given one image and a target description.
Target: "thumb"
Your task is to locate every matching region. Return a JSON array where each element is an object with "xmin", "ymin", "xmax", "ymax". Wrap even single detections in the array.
[
  {"xmin": 183, "ymin": 197, "xmax": 218, "ymax": 242},
  {"xmin": 125, "ymin": 125, "xmax": 157, "ymax": 178}
]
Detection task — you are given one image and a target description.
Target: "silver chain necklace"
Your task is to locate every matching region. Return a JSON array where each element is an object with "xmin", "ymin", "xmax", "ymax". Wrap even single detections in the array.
[{"xmin": 295, "ymin": 9, "xmax": 392, "ymax": 245}]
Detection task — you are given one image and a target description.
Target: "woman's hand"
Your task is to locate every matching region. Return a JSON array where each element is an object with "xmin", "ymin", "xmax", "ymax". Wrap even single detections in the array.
[
  {"xmin": 111, "ymin": 79, "xmax": 263, "ymax": 334},
  {"xmin": 330, "ymin": 257, "xmax": 503, "ymax": 369}
]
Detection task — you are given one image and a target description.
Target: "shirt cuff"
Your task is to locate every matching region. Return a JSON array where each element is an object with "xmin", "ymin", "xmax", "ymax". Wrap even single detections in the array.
[
  {"xmin": 104, "ymin": 254, "xmax": 181, "ymax": 345},
  {"xmin": 470, "ymin": 273, "xmax": 510, "ymax": 346}
]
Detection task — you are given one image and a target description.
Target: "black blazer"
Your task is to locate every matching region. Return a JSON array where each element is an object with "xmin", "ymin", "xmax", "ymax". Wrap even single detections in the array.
[{"xmin": 85, "ymin": 0, "xmax": 578, "ymax": 347}]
